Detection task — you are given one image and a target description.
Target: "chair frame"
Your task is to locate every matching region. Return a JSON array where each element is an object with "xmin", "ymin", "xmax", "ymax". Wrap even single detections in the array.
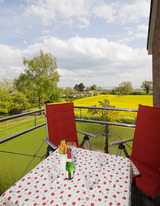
[{"xmin": 109, "ymin": 138, "xmax": 133, "ymax": 157}]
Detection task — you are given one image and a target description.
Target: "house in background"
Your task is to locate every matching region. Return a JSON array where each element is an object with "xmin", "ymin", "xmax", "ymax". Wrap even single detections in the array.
[{"xmin": 147, "ymin": 0, "xmax": 160, "ymax": 107}]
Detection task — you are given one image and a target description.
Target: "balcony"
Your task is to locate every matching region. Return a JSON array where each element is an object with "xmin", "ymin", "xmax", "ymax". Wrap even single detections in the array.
[{"xmin": 0, "ymin": 106, "xmax": 158, "ymax": 205}]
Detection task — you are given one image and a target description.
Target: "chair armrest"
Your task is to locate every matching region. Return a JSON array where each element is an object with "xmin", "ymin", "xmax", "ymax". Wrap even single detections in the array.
[
  {"xmin": 109, "ymin": 138, "xmax": 133, "ymax": 146},
  {"xmin": 43, "ymin": 138, "xmax": 57, "ymax": 150},
  {"xmin": 77, "ymin": 130, "xmax": 96, "ymax": 138}
]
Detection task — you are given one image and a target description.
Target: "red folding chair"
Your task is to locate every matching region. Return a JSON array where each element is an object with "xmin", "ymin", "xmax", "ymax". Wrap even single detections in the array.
[
  {"xmin": 44, "ymin": 102, "xmax": 96, "ymax": 156},
  {"xmin": 110, "ymin": 105, "xmax": 160, "ymax": 205}
]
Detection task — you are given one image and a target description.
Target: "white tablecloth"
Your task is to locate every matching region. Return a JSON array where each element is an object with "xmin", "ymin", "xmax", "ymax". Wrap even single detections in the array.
[{"xmin": 0, "ymin": 148, "xmax": 132, "ymax": 206}]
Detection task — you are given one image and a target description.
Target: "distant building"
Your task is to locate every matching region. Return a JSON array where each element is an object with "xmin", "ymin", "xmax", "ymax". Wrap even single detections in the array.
[{"xmin": 147, "ymin": 0, "xmax": 160, "ymax": 107}]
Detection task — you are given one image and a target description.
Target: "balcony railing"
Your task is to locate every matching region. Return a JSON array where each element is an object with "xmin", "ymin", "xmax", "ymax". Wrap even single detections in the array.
[{"xmin": 0, "ymin": 106, "xmax": 137, "ymax": 196}]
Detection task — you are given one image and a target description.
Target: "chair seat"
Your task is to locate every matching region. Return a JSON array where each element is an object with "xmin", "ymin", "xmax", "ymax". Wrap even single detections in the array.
[{"xmin": 130, "ymin": 157, "xmax": 160, "ymax": 199}]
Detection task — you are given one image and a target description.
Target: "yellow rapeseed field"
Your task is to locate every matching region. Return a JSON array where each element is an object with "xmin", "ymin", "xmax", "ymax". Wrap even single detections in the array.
[
  {"xmin": 73, "ymin": 94, "xmax": 153, "ymax": 108},
  {"xmin": 73, "ymin": 95, "xmax": 153, "ymax": 119}
]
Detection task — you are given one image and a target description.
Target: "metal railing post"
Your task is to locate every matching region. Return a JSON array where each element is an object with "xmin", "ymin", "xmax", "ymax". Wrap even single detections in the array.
[
  {"xmin": 80, "ymin": 108, "xmax": 81, "ymax": 119},
  {"xmin": 104, "ymin": 124, "xmax": 109, "ymax": 153},
  {"xmin": 34, "ymin": 114, "xmax": 36, "ymax": 127}
]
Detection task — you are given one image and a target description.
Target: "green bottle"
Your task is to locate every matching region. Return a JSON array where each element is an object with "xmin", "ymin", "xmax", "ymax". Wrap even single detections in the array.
[{"xmin": 65, "ymin": 148, "xmax": 73, "ymax": 180}]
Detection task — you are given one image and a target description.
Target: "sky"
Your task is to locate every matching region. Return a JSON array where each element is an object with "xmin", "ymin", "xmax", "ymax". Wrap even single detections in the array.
[{"xmin": 0, "ymin": 0, "xmax": 152, "ymax": 89}]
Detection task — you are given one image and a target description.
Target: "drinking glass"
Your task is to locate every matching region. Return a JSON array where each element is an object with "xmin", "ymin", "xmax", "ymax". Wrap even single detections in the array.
[
  {"xmin": 96, "ymin": 153, "xmax": 108, "ymax": 171},
  {"xmin": 48, "ymin": 165, "xmax": 60, "ymax": 186},
  {"xmin": 84, "ymin": 169, "xmax": 99, "ymax": 193},
  {"xmin": 68, "ymin": 142, "xmax": 76, "ymax": 148}
]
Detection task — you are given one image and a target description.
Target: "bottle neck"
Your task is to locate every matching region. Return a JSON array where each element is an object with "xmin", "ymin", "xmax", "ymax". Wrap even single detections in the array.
[{"xmin": 67, "ymin": 148, "xmax": 71, "ymax": 159}]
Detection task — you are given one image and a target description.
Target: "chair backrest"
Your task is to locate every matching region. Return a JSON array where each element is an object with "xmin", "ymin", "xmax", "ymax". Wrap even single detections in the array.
[
  {"xmin": 130, "ymin": 104, "xmax": 160, "ymax": 170},
  {"xmin": 45, "ymin": 102, "xmax": 79, "ymax": 147}
]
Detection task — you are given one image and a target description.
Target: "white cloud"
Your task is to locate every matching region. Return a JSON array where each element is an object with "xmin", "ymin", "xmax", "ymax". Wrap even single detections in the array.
[
  {"xmin": 94, "ymin": 0, "xmax": 150, "ymax": 24},
  {"xmin": 0, "ymin": 0, "xmax": 152, "ymax": 89},
  {"xmin": 24, "ymin": 0, "xmax": 93, "ymax": 26},
  {"xmin": 119, "ymin": 23, "xmax": 148, "ymax": 43},
  {"xmin": 78, "ymin": 16, "xmax": 90, "ymax": 27},
  {"xmin": 0, "ymin": 44, "xmax": 24, "ymax": 79},
  {"xmin": 118, "ymin": 0, "xmax": 150, "ymax": 23},
  {"xmin": 0, "ymin": 36, "xmax": 151, "ymax": 87},
  {"xmin": 137, "ymin": 24, "xmax": 148, "ymax": 32},
  {"xmin": 0, "ymin": 45, "xmax": 22, "ymax": 64},
  {"xmin": 24, "ymin": 0, "xmax": 150, "ymax": 27},
  {"xmin": 93, "ymin": 3, "xmax": 116, "ymax": 23}
]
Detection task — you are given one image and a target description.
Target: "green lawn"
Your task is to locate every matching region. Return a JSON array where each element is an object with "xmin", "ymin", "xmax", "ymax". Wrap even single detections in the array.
[
  {"xmin": 0, "ymin": 125, "xmax": 47, "ymax": 195},
  {"xmin": 1, "ymin": 95, "xmax": 142, "ymax": 195},
  {"xmin": 0, "ymin": 121, "xmax": 134, "ymax": 195},
  {"xmin": 0, "ymin": 115, "xmax": 45, "ymax": 140},
  {"xmin": 76, "ymin": 122, "xmax": 134, "ymax": 155}
]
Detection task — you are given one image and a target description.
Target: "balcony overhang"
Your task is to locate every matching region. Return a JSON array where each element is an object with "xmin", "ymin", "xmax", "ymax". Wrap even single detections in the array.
[{"xmin": 147, "ymin": 0, "xmax": 159, "ymax": 55}]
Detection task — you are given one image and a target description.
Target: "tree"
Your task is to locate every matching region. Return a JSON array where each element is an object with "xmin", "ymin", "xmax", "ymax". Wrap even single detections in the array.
[
  {"xmin": 97, "ymin": 86, "xmax": 103, "ymax": 91},
  {"xmin": 74, "ymin": 84, "xmax": 79, "ymax": 91},
  {"xmin": 14, "ymin": 50, "xmax": 60, "ymax": 109},
  {"xmin": 49, "ymin": 87, "xmax": 63, "ymax": 102},
  {"xmin": 79, "ymin": 83, "xmax": 85, "ymax": 91},
  {"xmin": 85, "ymin": 87, "xmax": 90, "ymax": 92},
  {"xmin": 141, "ymin": 81, "xmax": 153, "ymax": 94},
  {"xmin": 63, "ymin": 87, "xmax": 76, "ymax": 100},
  {"xmin": 0, "ymin": 87, "xmax": 11, "ymax": 114},
  {"xmin": 14, "ymin": 73, "xmax": 36, "ymax": 103},
  {"xmin": 90, "ymin": 84, "xmax": 97, "ymax": 91},
  {"xmin": 74, "ymin": 83, "xmax": 85, "ymax": 92},
  {"xmin": 88, "ymin": 99, "xmax": 118, "ymax": 122},
  {"xmin": 0, "ymin": 78, "xmax": 15, "ymax": 94},
  {"xmin": 116, "ymin": 82, "xmax": 133, "ymax": 95},
  {"xmin": 0, "ymin": 78, "xmax": 30, "ymax": 114},
  {"xmin": 9, "ymin": 92, "xmax": 30, "ymax": 114}
]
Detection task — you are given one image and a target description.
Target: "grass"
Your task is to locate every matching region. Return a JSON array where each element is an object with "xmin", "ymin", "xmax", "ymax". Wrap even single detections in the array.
[
  {"xmin": 0, "ymin": 121, "xmax": 134, "ymax": 195},
  {"xmin": 77, "ymin": 122, "xmax": 106, "ymax": 152},
  {"xmin": 76, "ymin": 122, "xmax": 134, "ymax": 155},
  {"xmin": 0, "ymin": 125, "xmax": 47, "ymax": 195},
  {"xmin": 0, "ymin": 115, "xmax": 45, "ymax": 140},
  {"xmin": 0, "ymin": 94, "xmax": 151, "ymax": 195}
]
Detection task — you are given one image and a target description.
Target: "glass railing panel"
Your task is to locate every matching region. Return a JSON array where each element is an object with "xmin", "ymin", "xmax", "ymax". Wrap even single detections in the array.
[
  {"xmin": 108, "ymin": 125, "xmax": 135, "ymax": 156},
  {"xmin": 0, "ymin": 125, "xmax": 47, "ymax": 195},
  {"xmin": 76, "ymin": 122, "xmax": 106, "ymax": 152},
  {"xmin": 0, "ymin": 106, "xmax": 137, "ymax": 196},
  {"xmin": 76, "ymin": 122, "xmax": 135, "ymax": 155},
  {"xmin": 0, "ymin": 113, "xmax": 45, "ymax": 139}
]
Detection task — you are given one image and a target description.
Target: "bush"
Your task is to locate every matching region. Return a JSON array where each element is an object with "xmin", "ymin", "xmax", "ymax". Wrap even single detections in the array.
[
  {"xmin": 131, "ymin": 89, "xmax": 146, "ymax": 95},
  {"xmin": 75, "ymin": 113, "xmax": 136, "ymax": 125},
  {"xmin": 9, "ymin": 92, "xmax": 30, "ymax": 114},
  {"xmin": 118, "ymin": 117, "xmax": 136, "ymax": 124},
  {"xmin": 75, "ymin": 114, "xmax": 102, "ymax": 121}
]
